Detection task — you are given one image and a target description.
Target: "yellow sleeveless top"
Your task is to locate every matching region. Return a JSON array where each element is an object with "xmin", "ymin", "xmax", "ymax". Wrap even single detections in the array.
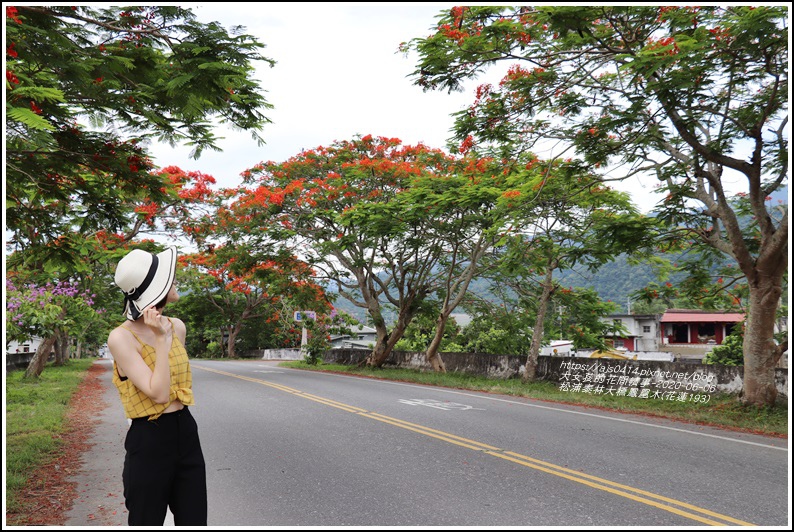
[{"xmin": 112, "ymin": 318, "xmax": 195, "ymax": 420}]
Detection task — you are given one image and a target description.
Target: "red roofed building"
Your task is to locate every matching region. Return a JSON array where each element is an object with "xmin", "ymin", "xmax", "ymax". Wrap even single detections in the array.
[{"xmin": 660, "ymin": 309, "xmax": 744, "ymax": 345}]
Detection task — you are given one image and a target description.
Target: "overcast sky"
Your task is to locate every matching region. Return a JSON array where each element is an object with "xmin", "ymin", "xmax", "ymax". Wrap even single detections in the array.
[{"xmin": 146, "ymin": 3, "xmax": 680, "ymax": 214}]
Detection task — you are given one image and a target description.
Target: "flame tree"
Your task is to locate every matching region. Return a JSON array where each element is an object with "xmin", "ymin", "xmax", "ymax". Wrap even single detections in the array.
[
  {"xmin": 177, "ymin": 174, "xmax": 339, "ymax": 359},
  {"xmin": 178, "ymin": 247, "xmax": 330, "ymax": 359},
  {"xmin": 405, "ymin": 5, "xmax": 787, "ymax": 406},
  {"xmin": 227, "ymin": 135, "xmax": 524, "ymax": 368},
  {"xmin": 383, "ymin": 153, "xmax": 528, "ymax": 371}
]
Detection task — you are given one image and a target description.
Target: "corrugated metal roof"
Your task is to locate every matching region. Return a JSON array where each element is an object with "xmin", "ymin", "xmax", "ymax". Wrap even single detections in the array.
[{"xmin": 660, "ymin": 311, "xmax": 744, "ymax": 323}]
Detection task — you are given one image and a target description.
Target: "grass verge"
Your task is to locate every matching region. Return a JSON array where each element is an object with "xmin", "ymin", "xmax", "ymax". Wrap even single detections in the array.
[
  {"xmin": 279, "ymin": 361, "xmax": 788, "ymax": 437},
  {"xmin": 5, "ymin": 359, "xmax": 94, "ymax": 514}
]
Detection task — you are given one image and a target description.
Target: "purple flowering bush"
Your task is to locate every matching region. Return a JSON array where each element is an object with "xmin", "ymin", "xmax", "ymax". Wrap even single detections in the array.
[{"xmin": 5, "ymin": 278, "xmax": 103, "ymax": 345}]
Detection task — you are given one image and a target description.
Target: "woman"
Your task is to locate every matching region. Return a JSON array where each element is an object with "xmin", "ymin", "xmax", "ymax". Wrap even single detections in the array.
[{"xmin": 107, "ymin": 246, "xmax": 207, "ymax": 526}]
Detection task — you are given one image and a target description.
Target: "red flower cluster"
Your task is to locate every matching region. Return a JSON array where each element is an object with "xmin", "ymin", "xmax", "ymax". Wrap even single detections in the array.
[
  {"xmin": 458, "ymin": 135, "xmax": 474, "ymax": 154},
  {"xmin": 646, "ymin": 36, "xmax": 679, "ymax": 55},
  {"xmin": 134, "ymin": 202, "xmax": 158, "ymax": 223},
  {"xmin": 6, "ymin": 6, "xmax": 22, "ymax": 23}
]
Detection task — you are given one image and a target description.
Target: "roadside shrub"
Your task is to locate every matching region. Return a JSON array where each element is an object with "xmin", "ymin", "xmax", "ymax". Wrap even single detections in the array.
[{"xmin": 704, "ymin": 325, "xmax": 744, "ymax": 366}]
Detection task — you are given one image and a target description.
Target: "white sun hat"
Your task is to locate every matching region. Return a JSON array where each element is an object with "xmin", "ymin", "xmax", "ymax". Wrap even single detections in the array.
[{"xmin": 114, "ymin": 247, "xmax": 177, "ymax": 321}]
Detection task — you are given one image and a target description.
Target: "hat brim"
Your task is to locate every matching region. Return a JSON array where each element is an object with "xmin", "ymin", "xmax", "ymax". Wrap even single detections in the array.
[{"xmin": 124, "ymin": 247, "xmax": 177, "ymax": 320}]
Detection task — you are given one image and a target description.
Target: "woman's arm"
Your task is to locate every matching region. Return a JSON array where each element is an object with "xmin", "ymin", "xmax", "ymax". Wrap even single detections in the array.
[{"xmin": 108, "ymin": 308, "xmax": 173, "ymax": 404}]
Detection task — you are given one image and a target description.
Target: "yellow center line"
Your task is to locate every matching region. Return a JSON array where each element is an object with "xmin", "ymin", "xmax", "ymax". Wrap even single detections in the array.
[
  {"xmin": 195, "ymin": 365, "xmax": 755, "ymax": 526},
  {"xmin": 357, "ymin": 412, "xmax": 488, "ymax": 452},
  {"xmin": 359, "ymin": 413, "xmax": 752, "ymax": 526},
  {"xmin": 363, "ymin": 411, "xmax": 502, "ymax": 450},
  {"xmin": 486, "ymin": 452, "xmax": 733, "ymax": 526},
  {"xmin": 499, "ymin": 451, "xmax": 754, "ymax": 526}
]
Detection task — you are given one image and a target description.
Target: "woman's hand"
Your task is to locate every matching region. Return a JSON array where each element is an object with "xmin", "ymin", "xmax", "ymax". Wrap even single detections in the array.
[{"xmin": 142, "ymin": 307, "xmax": 169, "ymax": 337}]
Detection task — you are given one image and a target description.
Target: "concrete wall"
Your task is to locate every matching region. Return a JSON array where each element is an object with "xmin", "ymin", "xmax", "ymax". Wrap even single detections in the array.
[
  {"xmin": 6, "ymin": 352, "xmax": 55, "ymax": 373},
  {"xmin": 323, "ymin": 348, "xmax": 788, "ymax": 400},
  {"xmin": 258, "ymin": 348, "xmax": 304, "ymax": 360}
]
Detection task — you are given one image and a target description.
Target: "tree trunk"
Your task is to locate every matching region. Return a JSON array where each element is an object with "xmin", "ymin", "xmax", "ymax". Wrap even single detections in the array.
[
  {"xmin": 364, "ymin": 307, "xmax": 391, "ymax": 367},
  {"xmin": 365, "ymin": 303, "xmax": 420, "ymax": 367},
  {"xmin": 366, "ymin": 338, "xmax": 389, "ymax": 367},
  {"xmin": 227, "ymin": 325, "xmax": 242, "ymax": 359},
  {"xmin": 425, "ymin": 313, "xmax": 448, "ymax": 373},
  {"xmin": 522, "ymin": 268, "xmax": 555, "ymax": 383},
  {"xmin": 741, "ymin": 274, "xmax": 784, "ymax": 406},
  {"xmin": 53, "ymin": 331, "xmax": 68, "ymax": 365},
  {"xmin": 366, "ymin": 319, "xmax": 411, "ymax": 367},
  {"xmin": 24, "ymin": 335, "xmax": 58, "ymax": 378},
  {"xmin": 425, "ymin": 255, "xmax": 484, "ymax": 372},
  {"xmin": 219, "ymin": 328, "xmax": 227, "ymax": 358}
]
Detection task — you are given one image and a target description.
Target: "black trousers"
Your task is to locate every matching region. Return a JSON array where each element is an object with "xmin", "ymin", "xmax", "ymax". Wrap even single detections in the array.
[{"xmin": 123, "ymin": 406, "xmax": 207, "ymax": 526}]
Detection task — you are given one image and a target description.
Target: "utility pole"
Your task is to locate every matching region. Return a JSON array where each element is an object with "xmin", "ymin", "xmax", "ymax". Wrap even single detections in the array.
[{"xmin": 558, "ymin": 305, "xmax": 564, "ymax": 340}]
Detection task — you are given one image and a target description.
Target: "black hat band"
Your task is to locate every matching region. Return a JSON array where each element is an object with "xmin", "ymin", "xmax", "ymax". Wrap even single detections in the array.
[{"xmin": 123, "ymin": 254, "xmax": 159, "ymax": 320}]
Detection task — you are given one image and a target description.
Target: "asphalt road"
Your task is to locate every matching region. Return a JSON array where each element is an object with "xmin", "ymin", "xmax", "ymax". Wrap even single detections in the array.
[{"xmin": 65, "ymin": 358, "xmax": 789, "ymax": 527}]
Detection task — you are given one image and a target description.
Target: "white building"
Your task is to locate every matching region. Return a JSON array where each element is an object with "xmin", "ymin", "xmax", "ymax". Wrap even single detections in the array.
[
  {"xmin": 330, "ymin": 325, "xmax": 377, "ymax": 349},
  {"xmin": 602, "ymin": 313, "xmax": 661, "ymax": 351},
  {"xmin": 540, "ymin": 340, "xmax": 575, "ymax": 357},
  {"xmin": 6, "ymin": 337, "xmax": 45, "ymax": 355}
]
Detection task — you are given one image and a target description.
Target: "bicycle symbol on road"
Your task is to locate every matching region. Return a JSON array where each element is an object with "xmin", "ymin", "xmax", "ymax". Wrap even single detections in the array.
[{"xmin": 398, "ymin": 398, "xmax": 485, "ymax": 411}]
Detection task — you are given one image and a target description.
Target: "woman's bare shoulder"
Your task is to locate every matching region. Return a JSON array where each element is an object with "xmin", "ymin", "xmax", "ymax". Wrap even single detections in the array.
[
  {"xmin": 169, "ymin": 316, "xmax": 187, "ymax": 333},
  {"xmin": 107, "ymin": 324, "xmax": 140, "ymax": 352},
  {"xmin": 108, "ymin": 324, "xmax": 130, "ymax": 343}
]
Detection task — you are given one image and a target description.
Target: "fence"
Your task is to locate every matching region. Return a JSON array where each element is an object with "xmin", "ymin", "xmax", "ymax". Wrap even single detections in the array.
[{"xmin": 322, "ymin": 348, "xmax": 789, "ymax": 400}]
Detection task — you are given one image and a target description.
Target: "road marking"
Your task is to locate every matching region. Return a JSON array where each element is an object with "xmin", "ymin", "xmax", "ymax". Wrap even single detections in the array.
[
  {"xmin": 398, "ymin": 398, "xmax": 485, "ymax": 410},
  {"xmin": 274, "ymin": 367, "xmax": 787, "ymax": 451},
  {"xmin": 195, "ymin": 365, "xmax": 756, "ymax": 526}
]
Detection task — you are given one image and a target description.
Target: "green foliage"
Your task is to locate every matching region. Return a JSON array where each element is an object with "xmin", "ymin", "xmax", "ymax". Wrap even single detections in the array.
[
  {"xmin": 168, "ymin": 292, "xmax": 219, "ymax": 357},
  {"xmin": 459, "ymin": 167, "xmax": 653, "ymax": 360},
  {"xmin": 301, "ymin": 314, "xmax": 354, "ymax": 366},
  {"xmin": 704, "ymin": 326, "xmax": 745, "ymax": 366},
  {"xmin": 6, "ymin": 5, "xmax": 274, "ymax": 272},
  {"xmin": 630, "ymin": 297, "xmax": 669, "ymax": 315},
  {"xmin": 302, "ymin": 325, "xmax": 325, "ymax": 366},
  {"xmin": 394, "ymin": 302, "xmax": 462, "ymax": 352},
  {"xmin": 556, "ymin": 288, "xmax": 622, "ymax": 349},
  {"xmin": 454, "ymin": 306, "xmax": 532, "ymax": 356},
  {"xmin": 204, "ymin": 341, "xmax": 223, "ymax": 359},
  {"xmin": 451, "ymin": 283, "xmax": 621, "ymax": 355}
]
